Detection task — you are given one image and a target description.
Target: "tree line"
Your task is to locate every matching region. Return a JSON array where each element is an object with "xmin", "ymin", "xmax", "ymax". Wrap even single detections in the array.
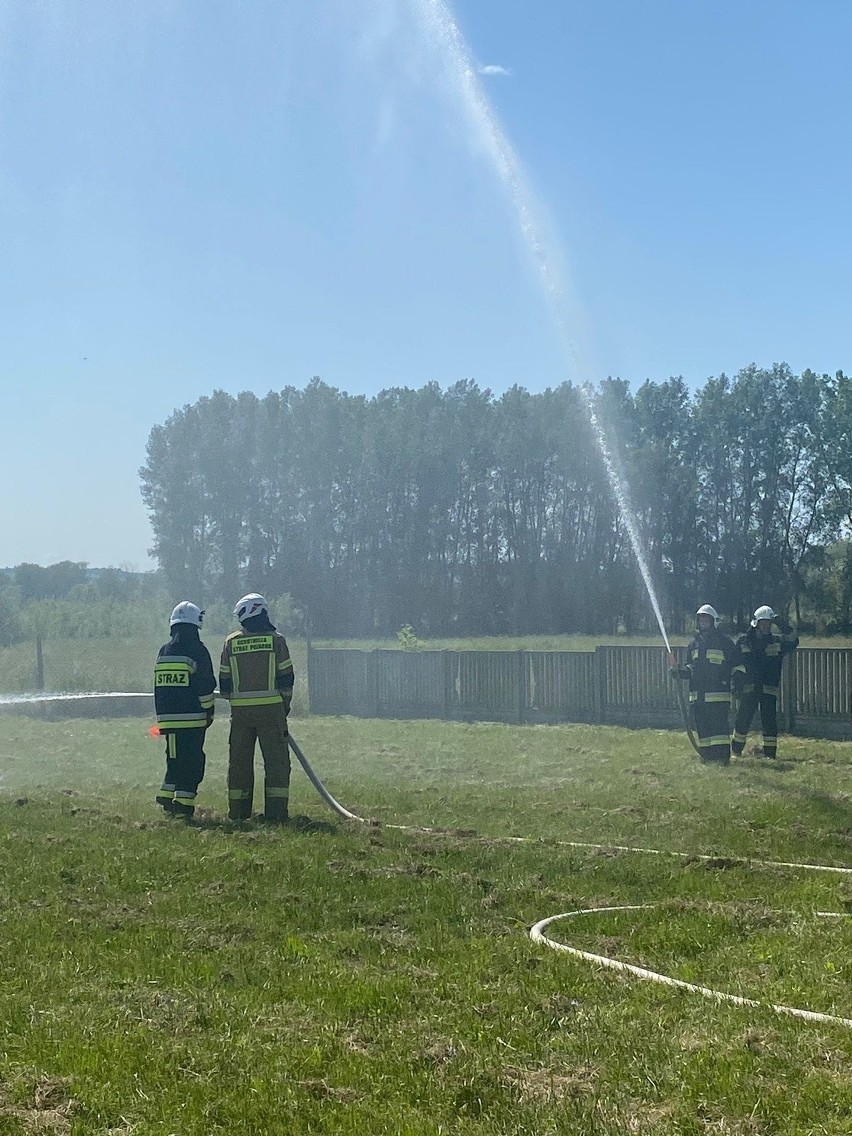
[{"xmin": 138, "ymin": 365, "xmax": 852, "ymax": 638}]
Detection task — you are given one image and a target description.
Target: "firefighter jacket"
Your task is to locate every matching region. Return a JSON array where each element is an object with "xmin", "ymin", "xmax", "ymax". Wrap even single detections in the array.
[
  {"xmin": 733, "ymin": 626, "xmax": 798, "ymax": 696},
  {"xmin": 154, "ymin": 624, "xmax": 216, "ymax": 731},
  {"xmin": 218, "ymin": 614, "xmax": 294, "ymax": 709},
  {"xmin": 678, "ymin": 628, "xmax": 740, "ymax": 705}
]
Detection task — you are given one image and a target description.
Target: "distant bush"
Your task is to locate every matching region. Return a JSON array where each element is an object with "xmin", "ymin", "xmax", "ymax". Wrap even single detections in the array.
[{"xmin": 396, "ymin": 625, "xmax": 420, "ymax": 651}]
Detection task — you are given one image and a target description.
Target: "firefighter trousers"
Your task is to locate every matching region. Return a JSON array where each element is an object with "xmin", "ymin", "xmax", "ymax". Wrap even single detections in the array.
[
  {"xmin": 158, "ymin": 728, "xmax": 206, "ymax": 816},
  {"xmin": 732, "ymin": 691, "xmax": 778, "ymax": 758},
  {"xmin": 227, "ymin": 702, "xmax": 291, "ymax": 821},
  {"xmin": 691, "ymin": 700, "xmax": 731, "ymax": 765}
]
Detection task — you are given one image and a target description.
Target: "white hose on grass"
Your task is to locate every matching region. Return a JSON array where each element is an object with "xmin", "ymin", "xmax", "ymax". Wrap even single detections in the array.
[
  {"xmin": 530, "ymin": 905, "xmax": 852, "ymax": 1029},
  {"xmin": 288, "ymin": 732, "xmax": 852, "ymax": 1029}
]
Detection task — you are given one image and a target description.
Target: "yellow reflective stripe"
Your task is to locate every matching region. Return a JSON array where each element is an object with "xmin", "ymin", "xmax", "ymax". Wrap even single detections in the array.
[
  {"xmin": 704, "ymin": 692, "xmax": 731, "ymax": 703},
  {"xmin": 230, "ymin": 695, "xmax": 284, "ymax": 706},
  {"xmin": 766, "ymin": 644, "xmax": 781, "ymax": 656},
  {"xmin": 732, "ymin": 732, "xmax": 747, "ymax": 743},
  {"xmin": 158, "ymin": 787, "xmax": 175, "ymax": 798},
  {"xmin": 277, "ymin": 660, "xmax": 294, "ymax": 672},
  {"xmin": 268, "ymin": 651, "xmax": 275, "ymax": 693},
  {"xmin": 167, "ymin": 734, "xmax": 175, "ymax": 759},
  {"xmin": 699, "ymin": 735, "xmax": 731, "ymax": 747},
  {"xmin": 763, "ymin": 686, "xmax": 779, "ymax": 696},
  {"xmin": 763, "ymin": 736, "xmax": 777, "ymax": 743},
  {"xmin": 733, "ymin": 664, "xmax": 746, "ymax": 674},
  {"xmin": 157, "ymin": 719, "xmax": 207, "ymax": 730},
  {"xmin": 705, "ymin": 650, "xmax": 725, "ymax": 664},
  {"xmin": 688, "ymin": 692, "xmax": 697, "ymax": 702},
  {"xmin": 265, "ymin": 787, "xmax": 289, "ymax": 798},
  {"xmin": 198, "ymin": 695, "xmax": 215, "ymax": 709},
  {"xmin": 228, "ymin": 789, "xmax": 251, "ymax": 800}
]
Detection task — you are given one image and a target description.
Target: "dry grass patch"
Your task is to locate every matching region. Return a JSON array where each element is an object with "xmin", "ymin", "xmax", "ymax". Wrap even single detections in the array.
[{"xmin": 0, "ymin": 1076, "xmax": 77, "ymax": 1134}]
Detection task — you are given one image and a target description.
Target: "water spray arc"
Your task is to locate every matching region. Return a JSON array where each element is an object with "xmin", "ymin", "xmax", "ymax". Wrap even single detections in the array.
[{"xmin": 412, "ymin": 0, "xmax": 698, "ymax": 753}]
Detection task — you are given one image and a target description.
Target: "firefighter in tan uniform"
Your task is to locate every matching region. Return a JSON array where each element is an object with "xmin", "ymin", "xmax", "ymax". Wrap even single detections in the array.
[{"xmin": 219, "ymin": 594, "xmax": 294, "ymax": 822}]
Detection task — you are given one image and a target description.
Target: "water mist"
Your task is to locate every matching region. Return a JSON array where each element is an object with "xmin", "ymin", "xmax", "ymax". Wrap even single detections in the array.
[{"xmin": 410, "ymin": 0, "xmax": 671, "ymax": 648}]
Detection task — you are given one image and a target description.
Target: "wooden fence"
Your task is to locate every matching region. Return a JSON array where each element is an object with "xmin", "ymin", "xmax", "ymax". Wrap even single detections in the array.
[{"xmin": 307, "ymin": 646, "xmax": 852, "ymax": 740}]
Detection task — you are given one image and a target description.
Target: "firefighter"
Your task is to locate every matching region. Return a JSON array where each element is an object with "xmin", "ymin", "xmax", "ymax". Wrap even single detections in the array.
[
  {"xmin": 731, "ymin": 605, "xmax": 798, "ymax": 759},
  {"xmin": 670, "ymin": 604, "xmax": 740, "ymax": 765},
  {"xmin": 219, "ymin": 593, "xmax": 294, "ymax": 822},
  {"xmin": 154, "ymin": 602, "xmax": 216, "ymax": 818}
]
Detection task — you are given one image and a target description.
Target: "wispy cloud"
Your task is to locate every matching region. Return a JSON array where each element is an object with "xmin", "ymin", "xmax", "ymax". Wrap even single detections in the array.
[{"xmin": 478, "ymin": 63, "xmax": 512, "ymax": 77}]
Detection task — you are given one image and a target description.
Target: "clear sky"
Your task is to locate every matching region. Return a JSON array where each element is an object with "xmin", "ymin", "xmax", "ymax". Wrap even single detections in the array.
[{"xmin": 2, "ymin": 0, "xmax": 850, "ymax": 567}]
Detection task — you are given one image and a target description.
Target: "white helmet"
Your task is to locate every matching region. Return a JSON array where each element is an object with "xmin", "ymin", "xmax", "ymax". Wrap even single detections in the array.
[
  {"xmin": 751, "ymin": 605, "xmax": 776, "ymax": 627},
  {"xmin": 696, "ymin": 604, "xmax": 719, "ymax": 628},
  {"xmin": 170, "ymin": 601, "xmax": 204, "ymax": 627},
  {"xmin": 234, "ymin": 593, "xmax": 268, "ymax": 623}
]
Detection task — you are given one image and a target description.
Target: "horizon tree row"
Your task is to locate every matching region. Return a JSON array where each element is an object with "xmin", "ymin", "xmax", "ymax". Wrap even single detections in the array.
[{"xmin": 138, "ymin": 365, "xmax": 852, "ymax": 637}]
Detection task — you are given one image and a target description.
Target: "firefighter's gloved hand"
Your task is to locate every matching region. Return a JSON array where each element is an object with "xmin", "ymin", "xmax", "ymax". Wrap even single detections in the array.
[
  {"xmin": 669, "ymin": 666, "xmax": 690, "ymax": 680},
  {"xmin": 280, "ymin": 691, "xmax": 293, "ymax": 715}
]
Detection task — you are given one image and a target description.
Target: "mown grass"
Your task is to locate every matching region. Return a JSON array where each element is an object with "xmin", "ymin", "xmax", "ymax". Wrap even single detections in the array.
[{"xmin": 1, "ymin": 714, "xmax": 852, "ymax": 1134}]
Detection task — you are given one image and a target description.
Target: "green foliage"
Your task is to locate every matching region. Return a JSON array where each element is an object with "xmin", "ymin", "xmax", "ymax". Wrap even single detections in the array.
[
  {"xmin": 1, "ymin": 715, "xmax": 852, "ymax": 1132},
  {"xmin": 396, "ymin": 624, "xmax": 420, "ymax": 651},
  {"xmin": 0, "ymin": 576, "xmax": 21, "ymax": 647},
  {"xmin": 14, "ymin": 560, "xmax": 88, "ymax": 601},
  {"xmin": 140, "ymin": 369, "xmax": 852, "ymax": 639}
]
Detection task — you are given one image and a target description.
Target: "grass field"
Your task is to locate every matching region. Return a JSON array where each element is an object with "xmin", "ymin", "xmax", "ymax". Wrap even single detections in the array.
[{"xmin": 1, "ymin": 713, "xmax": 852, "ymax": 1134}]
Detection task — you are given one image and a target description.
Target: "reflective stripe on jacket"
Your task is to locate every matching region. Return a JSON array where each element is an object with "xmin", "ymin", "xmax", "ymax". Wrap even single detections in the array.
[
  {"xmin": 154, "ymin": 636, "xmax": 217, "ymax": 730},
  {"xmin": 219, "ymin": 630, "xmax": 294, "ymax": 707},
  {"xmin": 735, "ymin": 627, "xmax": 798, "ymax": 694},
  {"xmin": 682, "ymin": 628, "xmax": 740, "ymax": 704}
]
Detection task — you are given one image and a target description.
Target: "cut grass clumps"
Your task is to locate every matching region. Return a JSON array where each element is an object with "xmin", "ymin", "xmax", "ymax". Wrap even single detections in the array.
[{"xmin": 1, "ymin": 715, "xmax": 852, "ymax": 1133}]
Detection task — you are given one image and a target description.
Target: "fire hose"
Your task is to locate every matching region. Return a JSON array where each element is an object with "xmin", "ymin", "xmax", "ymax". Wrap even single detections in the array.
[{"xmin": 287, "ymin": 731, "xmax": 852, "ymax": 1030}]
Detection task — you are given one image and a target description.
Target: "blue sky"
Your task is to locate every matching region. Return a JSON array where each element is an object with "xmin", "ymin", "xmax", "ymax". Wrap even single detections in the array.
[{"xmin": 2, "ymin": 0, "xmax": 851, "ymax": 567}]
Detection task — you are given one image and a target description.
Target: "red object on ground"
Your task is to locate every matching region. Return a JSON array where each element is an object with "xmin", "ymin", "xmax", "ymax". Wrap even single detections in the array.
[{"xmin": 148, "ymin": 725, "xmax": 161, "ymax": 738}]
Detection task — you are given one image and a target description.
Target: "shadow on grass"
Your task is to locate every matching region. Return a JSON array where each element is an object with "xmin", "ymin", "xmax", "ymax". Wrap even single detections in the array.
[{"xmin": 187, "ymin": 811, "xmax": 340, "ymax": 836}]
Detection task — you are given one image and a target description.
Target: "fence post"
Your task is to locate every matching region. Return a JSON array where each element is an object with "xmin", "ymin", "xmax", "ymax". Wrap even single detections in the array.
[
  {"xmin": 595, "ymin": 646, "xmax": 607, "ymax": 724},
  {"xmin": 783, "ymin": 652, "xmax": 797, "ymax": 735},
  {"xmin": 517, "ymin": 650, "xmax": 526, "ymax": 724},
  {"xmin": 35, "ymin": 636, "xmax": 45, "ymax": 691},
  {"xmin": 372, "ymin": 649, "xmax": 381, "ymax": 718}
]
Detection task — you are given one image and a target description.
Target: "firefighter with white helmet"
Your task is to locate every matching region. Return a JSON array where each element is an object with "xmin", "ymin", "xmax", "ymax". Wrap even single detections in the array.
[
  {"xmin": 219, "ymin": 593, "xmax": 295, "ymax": 822},
  {"xmin": 670, "ymin": 604, "xmax": 740, "ymax": 765},
  {"xmin": 153, "ymin": 601, "xmax": 216, "ymax": 817},
  {"xmin": 731, "ymin": 605, "xmax": 798, "ymax": 759}
]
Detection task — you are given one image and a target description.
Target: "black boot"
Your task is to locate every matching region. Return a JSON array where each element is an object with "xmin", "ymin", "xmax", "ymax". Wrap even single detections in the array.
[{"xmin": 264, "ymin": 792, "xmax": 289, "ymax": 825}]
